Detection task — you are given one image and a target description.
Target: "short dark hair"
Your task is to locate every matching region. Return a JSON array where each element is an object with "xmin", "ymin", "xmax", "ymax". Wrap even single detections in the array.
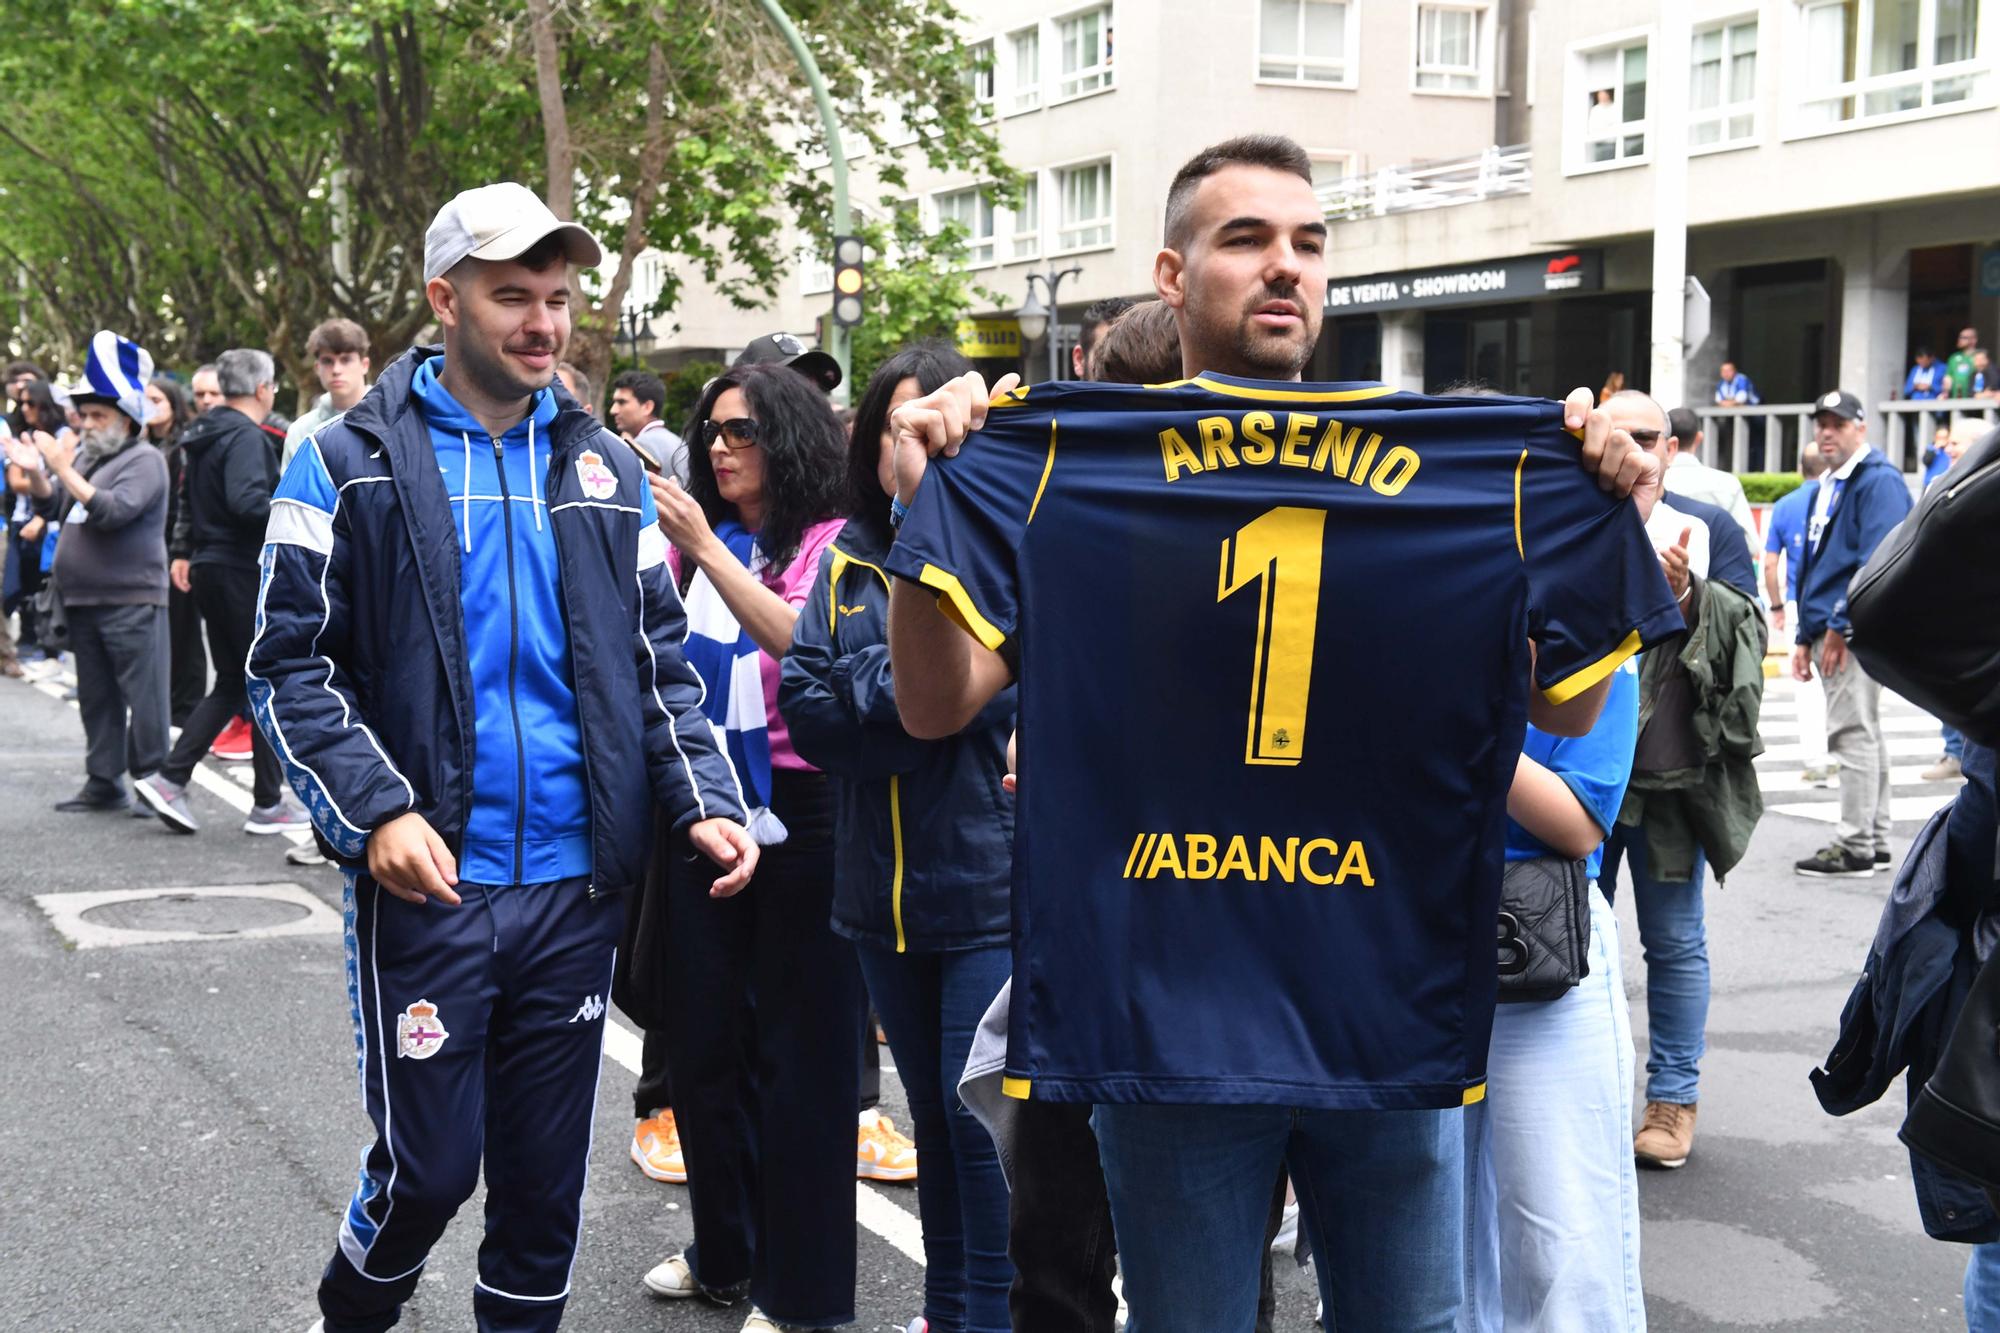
[
  {"xmin": 1090, "ymin": 301, "xmax": 1182, "ymax": 385},
  {"xmin": 1079, "ymin": 298, "xmax": 1138, "ymax": 359},
  {"xmin": 611, "ymin": 370, "xmax": 667, "ymax": 417},
  {"xmin": 557, "ymin": 361, "xmax": 592, "ymax": 406},
  {"xmin": 4, "ymin": 360, "xmax": 46, "ymax": 384},
  {"xmin": 684, "ymin": 362, "xmax": 847, "ymax": 573},
  {"xmin": 1667, "ymin": 406, "xmax": 1701, "ymax": 450},
  {"xmin": 1164, "ymin": 135, "xmax": 1314, "ymax": 250},
  {"xmin": 844, "ymin": 342, "xmax": 972, "ymax": 536},
  {"xmin": 306, "ymin": 318, "xmax": 369, "ymax": 360},
  {"xmin": 1915, "ymin": 346, "xmax": 1934, "ymax": 359},
  {"xmin": 447, "ymin": 231, "xmax": 569, "ymax": 282}
]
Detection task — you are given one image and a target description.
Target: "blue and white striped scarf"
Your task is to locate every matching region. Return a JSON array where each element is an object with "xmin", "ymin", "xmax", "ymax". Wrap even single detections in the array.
[{"xmin": 679, "ymin": 521, "xmax": 788, "ymax": 845}]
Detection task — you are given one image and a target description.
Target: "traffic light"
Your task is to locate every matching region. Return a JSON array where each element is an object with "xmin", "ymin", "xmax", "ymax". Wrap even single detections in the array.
[{"xmin": 832, "ymin": 235, "xmax": 864, "ymax": 328}]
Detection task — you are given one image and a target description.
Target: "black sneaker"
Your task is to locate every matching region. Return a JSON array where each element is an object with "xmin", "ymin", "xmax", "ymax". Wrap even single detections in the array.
[
  {"xmin": 1796, "ymin": 845, "xmax": 1875, "ymax": 877},
  {"xmin": 53, "ymin": 786, "xmax": 131, "ymax": 813},
  {"xmin": 1874, "ymin": 848, "xmax": 1892, "ymax": 868}
]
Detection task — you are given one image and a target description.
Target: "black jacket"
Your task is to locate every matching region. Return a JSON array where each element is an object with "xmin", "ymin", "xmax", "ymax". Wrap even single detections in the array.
[
  {"xmin": 778, "ymin": 515, "xmax": 1015, "ymax": 952},
  {"xmin": 171, "ymin": 405, "xmax": 277, "ymax": 569}
]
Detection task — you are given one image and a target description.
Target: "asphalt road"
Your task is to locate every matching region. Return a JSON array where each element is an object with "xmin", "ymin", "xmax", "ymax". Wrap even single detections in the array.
[{"xmin": 0, "ymin": 662, "xmax": 1978, "ymax": 1332}]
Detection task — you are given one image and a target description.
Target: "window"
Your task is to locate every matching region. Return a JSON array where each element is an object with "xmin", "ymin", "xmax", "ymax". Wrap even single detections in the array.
[
  {"xmin": 800, "ymin": 249, "xmax": 833, "ymax": 295},
  {"xmin": 1798, "ymin": 0, "xmax": 1988, "ymax": 128},
  {"xmin": 1054, "ymin": 160, "xmax": 1112, "ymax": 252},
  {"xmin": 1690, "ymin": 19, "xmax": 1759, "ymax": 147},
  {"xmin": 1009, "ymin": 26, "xmax": 1042, "ymax": 112},
  {"xmin": 1010, "ymin": 176, "xmax": 1042, "ymax": 260},
  {"xmin": 1258, "ymin": 0, "xmax": 1354, "ymax": 85},
  {"xmin": 1057, "ymin": 6, "xmax": 1113, "ymax": 100},
  {"xmin": 934, "ymin": 187, "xmax": 997, "ymax": 267},
  {"xmin": 1308, "ymin": 154, "xmax": 1354, "ymax": 192},
  {"xmin": 962, "ymin": 39, "xmax": 995, "ymax": 111},
  {"xmin": 1416, "ymin": 5, "xmax": 1486, "ymax": 91},
  {"xmin": 1573, "ymin": 37, "xmax": 1649, "ymax": 168}
]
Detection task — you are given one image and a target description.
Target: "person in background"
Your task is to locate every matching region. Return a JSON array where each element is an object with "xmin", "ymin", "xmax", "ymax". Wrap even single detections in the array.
[
  {"xmin": 6, "ymin": 379, "xmax": 72, "ymax": 664},
  {"xmin": 283, "ymin": 318, "xmax": 372, "ymax": 468},
  {"xmin": 1792, "ymin": 390, "xmax": 1916, "ymax": 878},
  {"xmin": 1599, "ymin": 370, "xmax": 1626, "ymax": 404},
  {"xmin": 143, "ymin": 374, "xmax": 205, "ymax": 725},
  {"xmin": 1072, "ymin": 297, "xmax": 1137, "ymax": 377},
  {"xmin": 1585, "ymin": 87, "xmax": 1619, "ymax": 162},
  {"xmin": 1945, "ymin": 326, "xmax": 1978, "ymax": 397},
  {"xmin": 1903, "ymin": 348, "xmax": 1949, "ymax": 400},
  {"xmin": 1920, "ymin": 419, "xmax": 1982, "ymax": 784},
  {"xmin": 189, "ymin": 363, "xmax": 223, "ymax": 414},
  {"xmin": 13, "ymin": 332, "xmax": 171, "ymax": 815},
  {"xmin": 1714, "ymin": 358, "xmax": 1764, "ymax": 470},
  {"xmin": 1971, "ymin": 348, "xmax": 1996, "ymax": 398},
  {"xmin": 610, "ymin": 369, "xmax": 688, "ymax": 483},
  {"xmin": 641, "ymin": 360, "xmax": 862, "ymax": 1333},
  {"xmin": 1664, "ymin": 405, "xmax": 1757, "ymax": 570},
  {"xmin": 556, "ymin": 360, "xmax": 594, "ymax": 415},
  {"xmin": 733, "ymin": 330, "xmax": 844, "ymax": 395},
  {"xmin": 1467, "ymin": 659, "xmax": 1644, "ymax": 1330},
  {"xmin": 782, "ymin": 341, "xmax": 1017, "ymax": 1333},
  {"xmin": 1922, "ymin": 425, "xmax": 1956, "ymax": 489},
  {"xmin": 0, "ymin": 361, "xmax": 51, "ymax": 677},
  {"xmin": 1764, "ymin": 444, "xmax": 1835, "ymax": 788},
  {"xmin": 137, "ymin": 348, "xmax": 307, "ymax": 837}
]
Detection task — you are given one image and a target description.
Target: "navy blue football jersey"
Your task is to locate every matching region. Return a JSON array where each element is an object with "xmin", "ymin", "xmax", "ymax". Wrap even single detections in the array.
[{"xmin": 885, "ymin": 374, "xmax": 1683, "ymax": 1109}]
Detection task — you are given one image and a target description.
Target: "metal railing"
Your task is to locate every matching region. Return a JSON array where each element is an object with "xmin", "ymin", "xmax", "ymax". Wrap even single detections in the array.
[
  {"xmin": 1318, "ymin": 145, "xmax": 1531, "ymax": 223},
  {"xmin": 1698, "ymin": 399, "xmax": 2000, "ymax": 475}
]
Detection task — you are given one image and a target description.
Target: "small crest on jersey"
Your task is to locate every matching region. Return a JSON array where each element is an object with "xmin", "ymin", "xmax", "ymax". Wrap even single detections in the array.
[
  {"xmin": 575, "ymin": 450, "xmax": 618, "ymax": 500},
  {"xmin": 396, "ymin": 998, "xmax": 449, "ymax": 1059}
]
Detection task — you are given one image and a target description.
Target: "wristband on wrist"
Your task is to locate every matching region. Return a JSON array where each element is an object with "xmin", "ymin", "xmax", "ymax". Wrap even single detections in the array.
[{"xmin": 889, "ymin": 495, "xmax": 910, "ymax": 528}]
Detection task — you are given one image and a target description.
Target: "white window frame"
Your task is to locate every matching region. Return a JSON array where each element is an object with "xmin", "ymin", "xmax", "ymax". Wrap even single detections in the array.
[
  {"xmin": 1050, "ymin": 156, "xmax": 1115, "ymax": 256},
  {"xmin": 1786, "ymin": 0, "xmax": 1995, "ymax": 140},
  {"xmin": 1689, "ymin": 14, "xmax": 1761, "ymax": 154},
  {"xmin": 799, "ymin": 247, "xmax": 833, "ymax": 296},
  {"xmin": 1005, "ymin": 24, "xmax": 1043, "ymax": 115},
  {"xmin": 1564, "ymin": 27, "xmax": 1654, "ymax": 176},
  {"xmin": 1009, "ymin": 174, "xmax": 1043, "ymax": 262},
  {"xmin": 1412, "ymin": 2, "xmax": 1494, "ymax": 96},
  {"xmin": 964, "ymin": 38, "xmax": 996, "ymax": 116},
  {"xmin": 1053, "ymin": 4, "xmax": 1115, "ymax": 103},
  {"xmin": 1254, "ymin": 0, "xmax": 1361, "ymax": 89},
  {"xmin": 932, "ymin": 185, "xmax": 999, "ymax": 269}
]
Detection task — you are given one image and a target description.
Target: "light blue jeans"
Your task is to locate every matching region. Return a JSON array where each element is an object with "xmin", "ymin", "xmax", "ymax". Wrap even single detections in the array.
[
  {"xmin": 1461, "ymin": 885, "xmax": 1646, "ymax": 1332},
  {"xmin": 1603, "ymin": 825, "xmax": 1710, "ymax": 1105},
  {"xmin": 1967, "ymin": 1242, "xmax": 2000, "ymax": 1331},
  {"xmin": 1093, "ymin": 1100, "xmax": 1463, "ymax": 1332}
]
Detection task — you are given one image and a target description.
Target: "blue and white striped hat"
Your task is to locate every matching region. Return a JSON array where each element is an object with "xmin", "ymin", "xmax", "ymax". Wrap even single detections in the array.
[{"xmin": 74, "ymin": 329, "xmax": 155, "ymax": 426}]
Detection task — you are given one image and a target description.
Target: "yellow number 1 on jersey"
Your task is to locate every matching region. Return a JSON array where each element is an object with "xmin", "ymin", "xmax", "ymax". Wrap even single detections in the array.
[{"xmin": 1217, "ymin": 506, "xmax": 1327, "ymax": 766}]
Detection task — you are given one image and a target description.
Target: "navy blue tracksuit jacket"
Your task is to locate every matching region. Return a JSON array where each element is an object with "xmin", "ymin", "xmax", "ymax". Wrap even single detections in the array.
[{"xmin": 247, "ymin": 348, "xmax": 744, "ymax": 1332}]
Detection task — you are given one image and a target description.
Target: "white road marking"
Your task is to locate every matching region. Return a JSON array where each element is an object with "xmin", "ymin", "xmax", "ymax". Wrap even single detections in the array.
[
  {"xmin": 1759, "ymin": 764, "xmax": 1964, "ymax": 796},
  {"xmin": 598, "ymin": 1014, "xmax": 927, "ymax": 1266},
  {"xmin": 33, "ymin": 882, "xmax": 341, "ymax": 949}
]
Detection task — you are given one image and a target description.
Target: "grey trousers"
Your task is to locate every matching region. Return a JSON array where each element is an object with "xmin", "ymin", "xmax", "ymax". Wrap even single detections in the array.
[
  {"xmin": 68, "ymin": 602, "xmax": 169, "ymax": 794},
  {"xmin": 1818, "ymin": 634, "xmax": 1893, "ymax": 858}
]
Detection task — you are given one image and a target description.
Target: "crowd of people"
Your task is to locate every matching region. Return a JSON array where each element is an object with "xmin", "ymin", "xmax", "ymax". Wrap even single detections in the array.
[{"xmin": 2, "ymin": 135, "xmax": 1992, "ymax": 1333}]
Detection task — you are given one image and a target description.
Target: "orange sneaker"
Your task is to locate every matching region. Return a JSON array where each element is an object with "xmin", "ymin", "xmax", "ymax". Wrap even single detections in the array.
[
  {"xmin": 632, "ymin": 1109, "xmax": 687, "ymax": 1183},
  {"xmin": 857, "ymin": 1111, "xmax": 918, "ymax": 1182}
]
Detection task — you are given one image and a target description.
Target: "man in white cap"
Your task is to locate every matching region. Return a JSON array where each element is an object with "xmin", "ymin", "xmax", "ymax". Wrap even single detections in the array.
[
  {"xmin": 4, "ymin": 331, "xmax": 171, "ymax": 812},
  {"xmin": 247, "ymin": 182, "xmax": 758, "ymax": 1333}
]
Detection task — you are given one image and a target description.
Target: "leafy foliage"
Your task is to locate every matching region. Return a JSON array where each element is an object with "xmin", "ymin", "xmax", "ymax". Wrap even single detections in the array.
[
  {"xmin": 661, "ymin": 359, "xmax": 727, "ymax": 435},
  {"xmin": 1738, "ymin": 473, "xmax": 1807, "ymax": 504}
]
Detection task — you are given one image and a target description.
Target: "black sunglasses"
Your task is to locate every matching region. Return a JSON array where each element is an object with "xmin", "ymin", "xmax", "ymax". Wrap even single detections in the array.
[{"xmin": 701, "ymin": 417, "xmax": 761, "ymax": 449}]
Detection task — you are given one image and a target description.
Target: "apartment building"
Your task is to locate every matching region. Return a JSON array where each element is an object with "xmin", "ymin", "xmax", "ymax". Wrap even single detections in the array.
[{"xmin": 638, "ymin": 0, "xmax": 2000, "ymax": 462}]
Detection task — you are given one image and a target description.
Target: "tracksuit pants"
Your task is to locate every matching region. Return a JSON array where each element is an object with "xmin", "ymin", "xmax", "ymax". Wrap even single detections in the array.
[{"xmin": 318, "ymin": 872, "xmax": 622, "ymax": 1333}]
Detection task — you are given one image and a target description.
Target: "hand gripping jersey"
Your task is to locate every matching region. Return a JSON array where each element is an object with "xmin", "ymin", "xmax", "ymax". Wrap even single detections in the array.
[{"xmin": 885, "ymin": 375, "xmax": 1683, "ymax": 1110}]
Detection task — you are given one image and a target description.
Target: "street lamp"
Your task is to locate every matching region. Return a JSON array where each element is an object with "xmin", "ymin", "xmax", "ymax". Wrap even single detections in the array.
[
  {"xmin": 1017, "ymin": 264, "xmax": 1083, "ymax": 381},
  {"xmin": 617, "ymin": 307, "xmax": 656, "ymax": 361}
]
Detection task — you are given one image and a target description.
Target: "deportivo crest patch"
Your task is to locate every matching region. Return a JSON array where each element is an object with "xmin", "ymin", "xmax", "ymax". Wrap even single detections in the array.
[
  {"xmin": 575, "ymin": 450, "xmax": 619, "ymax": 501},
  {"xmin": 396, "ymin": 999, "xmax": 449, "ymax": 1059}
]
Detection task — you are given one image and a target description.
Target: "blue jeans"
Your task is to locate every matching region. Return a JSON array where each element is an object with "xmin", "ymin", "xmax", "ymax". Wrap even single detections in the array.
[
  {"xmin": 1093, "ymin": 1101, "xmax": 1463, "ymax": 1332},
  {"xmin": 1462, "ymin": 886, "xmax": 1646, "ymax": 1332},
  {"xmin": 856, "ymin": 943, "xmax": 1014, "ymax": 1333},
  {"xmin": 1603, "ymin": 824, "xmax": 1709, "ymax": 1105},
  {"xmin": 1946, "ymin": 725, "xmax": 1967, "ymax": 761},
  {"xmin": 1967, "ymin": 1243, "xmax": 2000, "ymax": 1331}
]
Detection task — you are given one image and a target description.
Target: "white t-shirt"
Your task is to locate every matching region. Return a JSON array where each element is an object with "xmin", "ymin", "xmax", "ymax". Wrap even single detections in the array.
[
  {"xmin": 1665, "ymin": 453, "xmax": 1758, "ymax": 564},
  {"xmin": 1647, "ymin": 497, "xmax": 1713, "ymax": 582}
]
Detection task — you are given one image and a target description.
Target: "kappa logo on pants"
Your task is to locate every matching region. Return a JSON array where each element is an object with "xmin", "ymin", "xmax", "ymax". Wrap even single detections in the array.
[
  {"xmin": 396, "ymin": 999, "xmax": 449, "ymax": 1059},
  {"xmin": 568, "ymin": 994, "xmax": 606, "ymax": 1024}
]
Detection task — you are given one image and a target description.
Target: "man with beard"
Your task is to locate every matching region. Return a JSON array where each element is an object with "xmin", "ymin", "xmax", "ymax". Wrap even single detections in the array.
[
  {"xmin": 137, "ymin": 348, "xmax": 306, "ymax": 835},
  {"xmin": 248, "ymin": 182, "xmax": 755, "ymax": 1333},
  {"xmin": 6, "ymin": 332, "xmax": 170, "ymax": 811}
]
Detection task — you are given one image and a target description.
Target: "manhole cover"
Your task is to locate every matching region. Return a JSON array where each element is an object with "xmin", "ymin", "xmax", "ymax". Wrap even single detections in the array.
[{"xmin": 81, "ymin": 894, "xmax": 311, "ymax": 934}]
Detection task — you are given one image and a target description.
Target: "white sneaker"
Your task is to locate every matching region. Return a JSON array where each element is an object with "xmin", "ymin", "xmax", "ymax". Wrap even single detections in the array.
[
  {"xmin": 643, "ymin": 1252, "xmax": 701, "ymax": 1299},
  {"xmin": 741, "ymin": 1309, "xmax": 786, "ymax": 1332},
  {"xmin": 1270, "ymin": 1199, "xmax": 1299, "ymax": 1253},
  {"xmin": 286, "ymin": 843, "xmax": 329, "ymax": 866},
  {"xmin": 245, "ymin": 796, "xmax": 311, "ymax": 835}
]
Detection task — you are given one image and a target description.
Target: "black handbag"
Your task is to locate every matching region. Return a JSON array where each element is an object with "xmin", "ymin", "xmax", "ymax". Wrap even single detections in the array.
[
  {"xmin": 1846, "ymin": 426, "xmax": 2000, "ymax": 748},
  {"xmin": 32, "ymin": 577, "xmax": 68, "ymax": 652},
  {"xmin": 1903, "ymin": 941, "xmax": 2000, "ymax": 1191},
  {"xmin": 1496, "ymin": 856, "xmax": 1591, "ymax": 1003}
]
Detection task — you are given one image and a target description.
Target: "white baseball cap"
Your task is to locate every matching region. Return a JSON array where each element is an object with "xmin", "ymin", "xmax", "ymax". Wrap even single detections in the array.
[{"xmin": 423, "ymin": 182, "xmax": 603, "ymax": 283}]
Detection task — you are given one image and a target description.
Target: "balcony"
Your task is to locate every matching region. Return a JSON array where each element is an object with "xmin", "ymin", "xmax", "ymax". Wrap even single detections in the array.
[{"xmin": 1318, "ymin": 145, "xmax": 1530, "ymax": 223}]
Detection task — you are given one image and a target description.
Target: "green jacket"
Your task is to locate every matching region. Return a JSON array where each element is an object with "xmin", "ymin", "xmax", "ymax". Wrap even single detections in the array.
[{"xmin": 1618, "ymin": 575, "xmax": 1768, "ymax": 882}]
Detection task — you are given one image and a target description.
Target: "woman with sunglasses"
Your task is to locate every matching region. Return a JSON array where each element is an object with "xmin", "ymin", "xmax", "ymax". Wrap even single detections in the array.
[
  {"xmin": 643, "ymin": 360, "xmax": 860, "ymax": 1333},
  {"xmin": 780, "ymin": 343, "xmax": 1016, "ymax": 1333}
]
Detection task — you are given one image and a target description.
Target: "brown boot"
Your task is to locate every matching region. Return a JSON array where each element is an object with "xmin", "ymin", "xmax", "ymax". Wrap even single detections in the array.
[{"xmin": 1634, "ymin": 1100, "xmax": 1697, "ymax": 1169}]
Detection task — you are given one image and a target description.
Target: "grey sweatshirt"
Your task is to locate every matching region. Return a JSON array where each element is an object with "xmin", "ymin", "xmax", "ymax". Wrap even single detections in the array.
[{"xmin": 51, "ymin": 441, "xmax": 170, "ymax": 607}]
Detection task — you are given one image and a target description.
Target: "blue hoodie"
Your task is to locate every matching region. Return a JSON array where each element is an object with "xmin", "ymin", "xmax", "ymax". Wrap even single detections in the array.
[
  {"xmin": 1794, "ymin": 445, "xmax": 1914, "ymax": 646},
  {"xmin": 410, "ymin": 359, "xmax": 590, "ymax": 883}
]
